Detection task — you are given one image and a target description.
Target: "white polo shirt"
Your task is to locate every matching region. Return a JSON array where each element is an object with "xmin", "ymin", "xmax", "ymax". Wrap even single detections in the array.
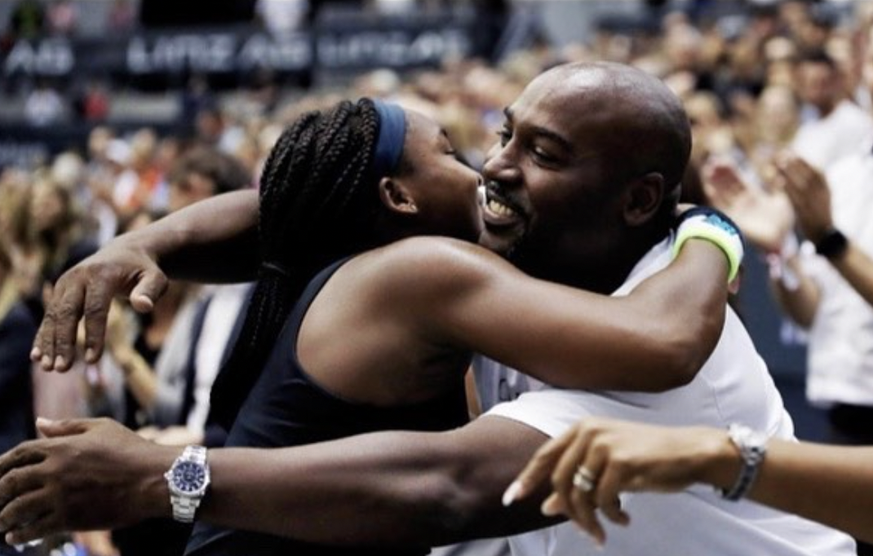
[
  {"xmin": 803, "ymin": 145, "xmax": 873, "ymax": 407},
  {"xmin": 480, "ymin": 236, "xmax": 856, "ymax": 556}
]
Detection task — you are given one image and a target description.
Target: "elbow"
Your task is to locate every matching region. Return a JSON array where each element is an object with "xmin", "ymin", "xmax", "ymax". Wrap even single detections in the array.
[
  {"xmin": 419, "ymin": 468, "xmax": 494, "ymax": 544},
  {"xmin": 640, "ymin": 320, "xmax": 722, "ymax": 392},
  {"xmin": 409, "ymin": 453, "xmax": 507, "ymax": 545},
  {"xmin": 645, "ymin": 351, "xmax": 699, "ymax": 391}
]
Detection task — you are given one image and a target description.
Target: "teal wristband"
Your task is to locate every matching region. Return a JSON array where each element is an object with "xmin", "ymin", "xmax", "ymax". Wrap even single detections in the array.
[{"xmin": 672, "ymin": 212, "xmax": 744, "ymax": 283}]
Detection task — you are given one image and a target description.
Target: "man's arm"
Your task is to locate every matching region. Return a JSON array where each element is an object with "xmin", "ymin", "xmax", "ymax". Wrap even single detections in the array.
[
  {"xmin": 372, "ymin": 236, "xmax": 730, "ymax": 392},
  {"xmin": 0, "ymin": 417, "xmax": 556, "ymax": 547},
  {"xmin": 31, "ymin": 190, "xmax": 259, "ymax": 373}
]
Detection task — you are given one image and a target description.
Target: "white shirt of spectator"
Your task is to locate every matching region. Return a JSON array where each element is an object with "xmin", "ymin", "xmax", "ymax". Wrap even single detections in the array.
[
  {"xmin": 480, "ymin": 236, "xmax": 856, "ymax": 556},
  {"xmin": 791, "ymin": 100, "xmax": 873, "ymax": 173},
  {"xmin": 802, "ymin": 140, "xmax": 873, "ymax": 407},
  {"xmin": 187, "ymin": 283, "xmax": 251, "ymax": 433}
]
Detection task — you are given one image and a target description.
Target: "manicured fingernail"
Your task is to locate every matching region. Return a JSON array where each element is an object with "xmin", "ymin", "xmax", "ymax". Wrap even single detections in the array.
[
  {"xmin": 40, "ymin": 355, "xmax": 52, "ymax": 369},
  {"xmin": 35, "ymin": 417, "xmax": 51, "ymax": 428},
  {"xmin": 85, "ymin": 348, "xmax": 96, "ymax": 363},
  {"xmin": 502, "ymin": 481, "xmax": 522, "ymax": 507},
  {"xmin": 30, "ymin": 348, "xmax": 40, "ymax": 361},
  {"xmin": 53, "ymin": 356, "xmax": 66, "ymax": 370}
]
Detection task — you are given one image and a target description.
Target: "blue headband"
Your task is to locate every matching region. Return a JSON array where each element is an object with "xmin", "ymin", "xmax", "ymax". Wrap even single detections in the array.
[{"xmin": 371, "ymin": 99, "xmax": 407, "ymax": 180}]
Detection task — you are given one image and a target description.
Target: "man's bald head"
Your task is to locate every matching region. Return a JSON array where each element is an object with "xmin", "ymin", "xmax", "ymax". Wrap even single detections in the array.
[{"xmin": 527, "ymin": 61, "xmax": 691, "ymax": 194}]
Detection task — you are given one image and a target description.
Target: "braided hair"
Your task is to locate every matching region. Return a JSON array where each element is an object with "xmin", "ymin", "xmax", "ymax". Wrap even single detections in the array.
[{"xmin": 210, "ymin": 98, "xmax": 385, "ymax": 429}]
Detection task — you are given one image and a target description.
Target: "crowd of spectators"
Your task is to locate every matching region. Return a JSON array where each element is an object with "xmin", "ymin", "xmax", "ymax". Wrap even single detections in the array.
[{"xmin": 3, "ymin": 0, "xmax": 873, "ymax": 555}]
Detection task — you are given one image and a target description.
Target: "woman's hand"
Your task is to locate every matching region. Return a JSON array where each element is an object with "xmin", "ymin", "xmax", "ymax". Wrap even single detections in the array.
[{"xmin": 503, "ymin": 418, "xmax": 739, "ymax": 546}]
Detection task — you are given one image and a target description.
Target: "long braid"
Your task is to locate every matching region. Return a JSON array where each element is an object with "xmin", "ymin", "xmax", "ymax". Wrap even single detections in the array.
[{"xmin": 210, "ymin": 99, "xmax": 384, "ymax": 429}]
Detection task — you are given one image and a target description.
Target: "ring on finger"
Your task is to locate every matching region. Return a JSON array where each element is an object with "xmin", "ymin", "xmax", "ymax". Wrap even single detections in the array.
[{"xmin": 572, "ymin": 465, "xmax": 597, "ymax": 493}]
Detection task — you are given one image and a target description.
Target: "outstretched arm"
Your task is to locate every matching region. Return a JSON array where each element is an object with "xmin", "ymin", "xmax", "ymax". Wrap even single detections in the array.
[
  {"xmin": 31, "ymin": 190, "xmax": 259, "ymax": 373},
  {"xmin": 377, "ymin": 235, "xmax": 731, "ymax": 393},
  {"xmin": 508, "ymin": 417, "xmax": 873, "ymax": 547},
  {"xmin": 0, "ymin": 416, "xmax": 556, "ymax": 547}
]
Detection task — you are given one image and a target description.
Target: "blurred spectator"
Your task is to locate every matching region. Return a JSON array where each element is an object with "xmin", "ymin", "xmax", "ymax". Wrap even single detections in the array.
[
  {"xmin": 85, "ymin": 127, "xmax": 122, "ymax": 245},
  {"xmin": 24, "ymin": 80, "xmax": 65, "ymax": 127},
  {"xmin": 195, "ymin": 103, "xmax": 245, "ymax": 154},
  {"xmin": 255, "ymin": 0, "xmax": 308, "ymax": 34},
  {"xmin": 73, "ymin": 80, "xmax": 111, "ymax": 123},
  {"xmin": 181, "ymin": 74, "xmax": 213, "ymax": 124},
  {"xmin": 107, "ymin": 0, "xmax": 136, "ymax": 33},
  {"xmin": 0, "ymin": 238, "xmax": 36, "ymax": 457},
  {"xmin": 7, "ymin": 0, "xmax": 44, "ymax": 40},
  {"xmin": 12, "ymin": 177, "xmax": 97, "ymax": 319},
  {"xmin": 0, "ymin": 239, "xmax": 37, "ymax": 556},
  {"xmin": 46, "ymin": 0, "xmax": 78, "ymax": 36},
  {"xmin": 791, "ymin": 50, "xmax": 873, "ymax": 172}
]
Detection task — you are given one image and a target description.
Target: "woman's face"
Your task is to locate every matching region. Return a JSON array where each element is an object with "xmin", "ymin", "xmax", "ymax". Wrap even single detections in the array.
[
  {"xmin": 30, "ymin": 182, "xmax": 66, "ymax": 233},
  {"xmin": 394, "ymin": 110, "xmax": 483, "ymax": 243}
]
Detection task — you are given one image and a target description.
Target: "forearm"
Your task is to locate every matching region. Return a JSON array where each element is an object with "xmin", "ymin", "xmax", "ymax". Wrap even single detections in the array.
[
  {"xmin": 700, "ymin": 438, "xmax": 873, "ymax": 545},
  {"xmin": 116, "ymin": 190, "xmax": 259, "ymax": 283},
  {"xmin": 617, "ymin": 240, "xmax": 729, "ymax": 385},
  {"xmin": 190, "ymin": 419, "xmax": 554, "ymax": 546},
  {"xmin": 514, "ymin": 240, "xmax": 729, "ymax": 392},
  {"xmin": 830, "ymin": 242, "xmax": 873, "ymax": 309},
  {"xmin": 769, "ymin": 254, "xmax": 819, "ymax": 328}
]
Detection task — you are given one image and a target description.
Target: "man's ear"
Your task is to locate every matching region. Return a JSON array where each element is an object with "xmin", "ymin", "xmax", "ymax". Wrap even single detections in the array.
[
  {"xmin": 378, "ymin": 177, "xmax": 418, "ymax": 215},
  {"xmin": 624, "ymin": 172, "xmax": 665, "ymax": 226}
]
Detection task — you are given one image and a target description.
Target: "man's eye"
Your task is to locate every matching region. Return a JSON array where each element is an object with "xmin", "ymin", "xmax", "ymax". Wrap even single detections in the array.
[
  {"xmin": 496, "ymin": 129, "xmax": 511, "ymax": 146},
  {"xmin": 532, "ymin": 147, "xmax": 556, "ymax": 164}
]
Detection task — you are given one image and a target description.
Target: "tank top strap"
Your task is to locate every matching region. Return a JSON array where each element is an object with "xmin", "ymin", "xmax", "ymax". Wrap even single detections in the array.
[{"xmin": 283, "ymin": 256, "xmax": 353, "ymax": 359}]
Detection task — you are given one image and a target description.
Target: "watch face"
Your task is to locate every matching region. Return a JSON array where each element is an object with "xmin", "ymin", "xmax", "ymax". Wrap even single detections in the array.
[{"xmin": 172, "ymin": 461, "xmax": 207, "ymax": 493}]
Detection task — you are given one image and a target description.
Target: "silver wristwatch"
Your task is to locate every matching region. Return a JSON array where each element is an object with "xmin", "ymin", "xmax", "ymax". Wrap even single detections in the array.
[
  {"xmin": 721, "ymin": 424, "xmax": 768, "ymax": 501},
  {"xmin": 164, "ymin": 445, "xmax": 211, "ymax": 523}
]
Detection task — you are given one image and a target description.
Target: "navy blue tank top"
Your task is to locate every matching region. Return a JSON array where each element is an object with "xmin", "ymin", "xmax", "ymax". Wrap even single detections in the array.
[{"xmin": 186, "ymin": 258, "xmax": 469, "ymax": 556}]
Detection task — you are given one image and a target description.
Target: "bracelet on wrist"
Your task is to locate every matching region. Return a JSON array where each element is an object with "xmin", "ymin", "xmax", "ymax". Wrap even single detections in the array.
[
  {"xmin": 720, "ymin": 424, "xmax": 768, "ymax": 501},
  {"xmin": 672, "ymin": 207, "xmax": 745, "ymax": 283}
]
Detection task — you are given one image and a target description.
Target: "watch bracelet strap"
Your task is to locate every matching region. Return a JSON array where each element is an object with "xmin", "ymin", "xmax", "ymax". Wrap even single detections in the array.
[
  {"xmin": 721, "ymin": 425, "xmax": 767, "ymax": 501},
  {"xmin": 169, "ymin": 445, "xmax": 208, "ymax": 523},
  {"xmin": 171, "ymin": 493, "xmax": 202, "ymax": 523},
  {"xmin": 184, "ymin": 445, "xmax": 207, "ymax": 464}
]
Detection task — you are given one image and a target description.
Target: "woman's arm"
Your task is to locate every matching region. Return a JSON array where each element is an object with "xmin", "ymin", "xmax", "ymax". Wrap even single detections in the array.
[
  {"xmin": 507, "ymin": 417, "xmax": 873, "ymax": 547},
  {"xmin": 376, "ymin": 234, "xmax": 731, "ymax": 393}
]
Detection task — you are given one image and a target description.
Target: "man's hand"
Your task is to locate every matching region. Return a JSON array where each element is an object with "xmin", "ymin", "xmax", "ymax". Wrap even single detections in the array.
[
  {"xmin": 0, "ymin": 418, "xmax": 177, "ymax": 544},
  {"xmin": 702, "ymin": 159, "xmax": 795, "ymax": 253},
  {"xmin": 30, "ymin": 241, "xmax": 168, "ymax": 373}
]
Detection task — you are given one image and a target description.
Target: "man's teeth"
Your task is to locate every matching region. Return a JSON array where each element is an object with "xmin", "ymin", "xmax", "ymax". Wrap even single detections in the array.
[{"xmin": 487, "ymin": 199, "xmax": 517, "ymax": 217}]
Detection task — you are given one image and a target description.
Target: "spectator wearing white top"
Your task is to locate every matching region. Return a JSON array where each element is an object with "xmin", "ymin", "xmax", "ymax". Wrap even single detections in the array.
[{"xmin": 791, "ymin": 50, "xmax": 873, "ymax": 173}]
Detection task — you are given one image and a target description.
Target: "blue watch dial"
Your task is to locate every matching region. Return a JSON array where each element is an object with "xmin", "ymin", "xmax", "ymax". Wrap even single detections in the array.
[{"xmin": 172, "ymin": 461, "xmax": 207, "ymax": 492}]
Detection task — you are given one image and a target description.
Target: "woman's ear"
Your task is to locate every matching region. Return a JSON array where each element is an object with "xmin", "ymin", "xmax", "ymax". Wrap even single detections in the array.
[
  {"xmin": 624, "ymin": 172, "xmax": 665, "ymax": 226},
  {"xmin": 378, "ymin": 176, "xmax": 418, "ymax": 215}
]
